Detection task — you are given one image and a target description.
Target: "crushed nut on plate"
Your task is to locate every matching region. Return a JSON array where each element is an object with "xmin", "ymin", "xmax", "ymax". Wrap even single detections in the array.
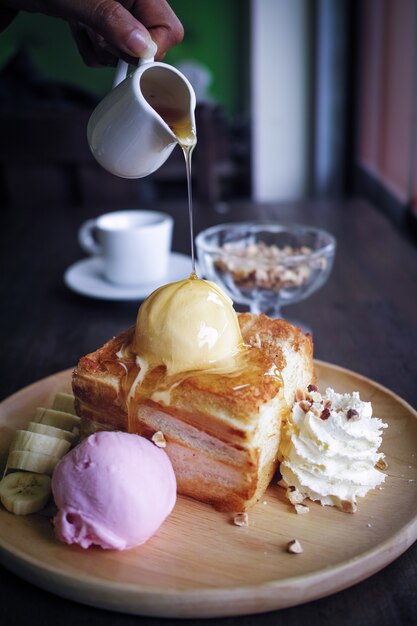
[
  {"xmin": 286, "ymin": 487, "xmax": 305, "ymax": 505},
  {"xmin": 233, "ymin": 512, "xmax": 249, "ymax": 527},
  {"xmin": 287, "ymin": 539, "xmax": 303, "ymax": 554},
  {"xmin": 151, "ymin": 430, "xmax": 167, "ymax": 448},
  {"xmin": 340, "ymin": 500, "xmax": 357, "ymax": 514},
  {"xmin": 294, "ymin": 503, "xmax": 310, "ymax": 514},
  {"xmin": 376, "ymin": 458, "xmax": 388, "ymax": 470}
]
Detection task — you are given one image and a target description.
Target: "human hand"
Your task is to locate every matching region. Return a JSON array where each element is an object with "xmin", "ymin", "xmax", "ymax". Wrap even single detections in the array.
[{"xmin": 1, "ymin": 0, "xmax": 184, "ymax": 66}]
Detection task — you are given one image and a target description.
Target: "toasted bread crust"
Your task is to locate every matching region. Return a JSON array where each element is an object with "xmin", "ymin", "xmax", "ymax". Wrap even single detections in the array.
[{"xmin": 72, "ymin": 314, "xmax": 314, "ymax": 511}]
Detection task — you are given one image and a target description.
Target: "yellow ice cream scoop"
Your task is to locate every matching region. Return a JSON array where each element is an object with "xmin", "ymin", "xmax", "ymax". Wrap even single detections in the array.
[{"xmin": 132, "ymin": 275, "xmax": 243, "ymax": 375}]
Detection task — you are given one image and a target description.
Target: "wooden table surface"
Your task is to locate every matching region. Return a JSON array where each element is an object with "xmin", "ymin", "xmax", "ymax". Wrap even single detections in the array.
[{"xmin": 1, "ymin": 197, "xmax": 416, "ymax": 625}]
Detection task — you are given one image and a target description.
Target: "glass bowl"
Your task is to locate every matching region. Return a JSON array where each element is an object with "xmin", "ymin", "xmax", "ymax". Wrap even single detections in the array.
[{"xmin": 195, "ymin": 222, "xmax": 336, "ymax": 323}]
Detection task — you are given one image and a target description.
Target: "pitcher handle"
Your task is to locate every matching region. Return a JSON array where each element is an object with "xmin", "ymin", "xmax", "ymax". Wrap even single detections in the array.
[
  {"xmin": 113, "ymin": 60, "xmax": 129, "ymax": 88},
  {"xmin": 113, "ymin": 52, "xmax": 156, "ymax": 89}
]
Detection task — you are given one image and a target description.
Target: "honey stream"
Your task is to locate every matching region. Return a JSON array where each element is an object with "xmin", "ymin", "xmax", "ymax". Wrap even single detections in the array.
[
  {"xmin": 112, "ymin": 98, "xmax": 283, "ymax": 435},
  {"xmin": 147, "ymin": 103, "xmax": 197, "ymax": 274},
  {"xmin": 120, "ymin": 102, "xmax": 198, "ymax": 432}
]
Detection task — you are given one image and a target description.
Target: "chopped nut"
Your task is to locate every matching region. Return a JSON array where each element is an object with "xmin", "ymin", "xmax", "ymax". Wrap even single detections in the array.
[
  {"xmin": 252, "ymin": 333, "xmax": 262, "ymax": 349},
  {"xmin": 309, "ymin": 391, "xmax": 323, "ymax": 403},
  {"xmin": 299, "ymin": 400, "xmax": 311, "ymax": 413},
  {"xmin": 347, "ymin": 408, "xmax": 360, "ymax": 420},
  {"xmin": 376, "ymin": 458, "xmax": 388, "ymax": 470},
  {"xmin": 151, "ymin": 430, "xmax": 167, "ymax": 448},
  {"xmin": 320, "ymin": 408, "xmax": 330, "ymax": 420},
  {"xmin": 287, "ymin": 539, "xmax": 303, "ymax": 554},
  {"xmin": 294, "ymin": 503, "xmax": 310, "ymax": 514},
  {"xmin": 233, "ymin": 512, "xmax": 249, "ymax": 527},
  {"xmin": 213, "ymin": 241, "xmax": 319, "ymax": 292},
  {"xmin": 307, "ymin": 384, "xmax": 318, "ymax": 393},
  {"xmin": 340, "ymin": 500, "xmax": 357, "ymax": 514},
  {"xmin": 295, "ymin": 389, "xmax": 305, "ymax": 402},
  {"xmin": 286, "ymin": 487, "xmax": 305, "ymax": 505}
]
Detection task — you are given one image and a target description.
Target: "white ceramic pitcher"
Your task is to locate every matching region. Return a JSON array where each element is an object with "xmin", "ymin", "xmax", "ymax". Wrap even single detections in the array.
[{"xmin": 87, "ymin": 59, "xmax": 196, "ymax": 178}]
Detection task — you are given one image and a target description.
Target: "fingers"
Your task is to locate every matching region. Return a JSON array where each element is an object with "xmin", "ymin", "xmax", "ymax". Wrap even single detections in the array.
[
  {"xmin": 3, "ymin": 0, "xmax": 184, "ymax": 65},
  {"xmin": 75, "ymin": 0, "xmax": 184, "ymax": 66},
  {"xmin": 82, "ymin": 0, "xmax": 184, "ymax": 61},
  {"xmin": 70, "ymin": 22, "xmax": 116, "ymax": 67},
  {"xmin": 79, "ymin": 0, "xmax": 158, "ymax": 59}
]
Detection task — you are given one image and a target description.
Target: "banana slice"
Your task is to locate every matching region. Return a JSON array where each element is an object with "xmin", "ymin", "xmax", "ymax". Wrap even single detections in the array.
[
  {"xmin": 6, "ymin": 450, "xmax": 60, "ymax": 476},
  {"xmin": 52, "ymin": 392, "xmax": 76, "ymax": 415},
  {"xmin": 0, "ymin": 472, "xmax": 51, "ymax": 515},
  {"xmin": 28, "ymin": 421, "xmax": 76, "ymax": 444},
  {"xmin": 10, "ymin": 430, "xmax": 71, "ymax": 458},
  {"xmin": 33, "ymin": 407, "xmax": 80, "ymax": 432}
]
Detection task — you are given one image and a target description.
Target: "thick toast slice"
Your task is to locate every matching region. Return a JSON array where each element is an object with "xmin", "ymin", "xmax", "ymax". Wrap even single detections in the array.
[{"xmin": 73, "ymin": 314, "xmax": 314, "ymax": 511}]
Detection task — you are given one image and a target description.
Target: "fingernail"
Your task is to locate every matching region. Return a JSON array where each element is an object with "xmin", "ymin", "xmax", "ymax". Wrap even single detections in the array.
[
  {"xmin": 142, "ymin": 39, "xmax": 158, "ymax": 60},
  {"xmin": 126, "ymin": 30, "xmax": 157, "ymax": 59}
]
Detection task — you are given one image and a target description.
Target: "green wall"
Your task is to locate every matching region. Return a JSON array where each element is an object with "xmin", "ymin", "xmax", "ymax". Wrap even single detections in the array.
[
  {"xmin": 166, "ymin": 0, "xmax": 249, "ymax": 115},
  {"xmin": 0, "ymin": 13, "xmax": 114, "ymax": 97},
  {"xmin": 0, "ymin": 0, "xmax": 249, "ymax": 116}
]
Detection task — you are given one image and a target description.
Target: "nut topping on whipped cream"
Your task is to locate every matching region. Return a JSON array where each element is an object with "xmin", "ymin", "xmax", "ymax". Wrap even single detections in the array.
[{"xmin": 279, "ymin": 387, "xmax": 388, "ymax": 512}]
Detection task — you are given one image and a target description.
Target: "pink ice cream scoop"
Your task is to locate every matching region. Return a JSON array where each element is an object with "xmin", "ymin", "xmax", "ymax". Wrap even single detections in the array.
[{"xmin": 51, "ymin": 431, "xmax": 176, "ymax": 550}]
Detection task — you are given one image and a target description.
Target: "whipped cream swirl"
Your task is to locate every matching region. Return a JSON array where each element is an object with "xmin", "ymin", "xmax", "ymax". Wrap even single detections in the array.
[{"xmin": 279, "ymin": 387, "xmax": 388, "ymax": 511}]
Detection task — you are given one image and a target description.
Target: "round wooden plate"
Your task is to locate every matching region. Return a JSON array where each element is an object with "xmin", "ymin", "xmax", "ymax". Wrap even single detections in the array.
[{"xmin": 0, "ymin": 362, "xmax": 416, "ymax": 618}]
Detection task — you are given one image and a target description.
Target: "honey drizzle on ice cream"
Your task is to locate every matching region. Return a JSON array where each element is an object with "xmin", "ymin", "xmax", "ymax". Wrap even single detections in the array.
[
  {"xmin": 106, "ymin": 277, "xmax": 284, "ymax": 435},
  {"xmin": 103, "ymin": 279, "xmax": 285, "ymax": 434}
]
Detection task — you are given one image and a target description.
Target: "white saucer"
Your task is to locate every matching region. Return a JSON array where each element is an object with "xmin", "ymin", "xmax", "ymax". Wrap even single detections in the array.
[{"xmin": 64, "ymin": 252, "xmax": 193, "ymax": 301}]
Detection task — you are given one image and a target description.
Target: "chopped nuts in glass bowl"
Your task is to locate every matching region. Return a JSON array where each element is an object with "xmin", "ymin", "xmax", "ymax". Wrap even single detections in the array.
[{"xmin": 195, "ymin": 222, "xmax": 336, "ymax": 324}]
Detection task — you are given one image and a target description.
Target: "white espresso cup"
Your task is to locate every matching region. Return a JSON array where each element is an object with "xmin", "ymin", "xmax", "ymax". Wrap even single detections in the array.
[{"xmin": 78, "ymin": 210, "xmax": 173, "ymax": 286}]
